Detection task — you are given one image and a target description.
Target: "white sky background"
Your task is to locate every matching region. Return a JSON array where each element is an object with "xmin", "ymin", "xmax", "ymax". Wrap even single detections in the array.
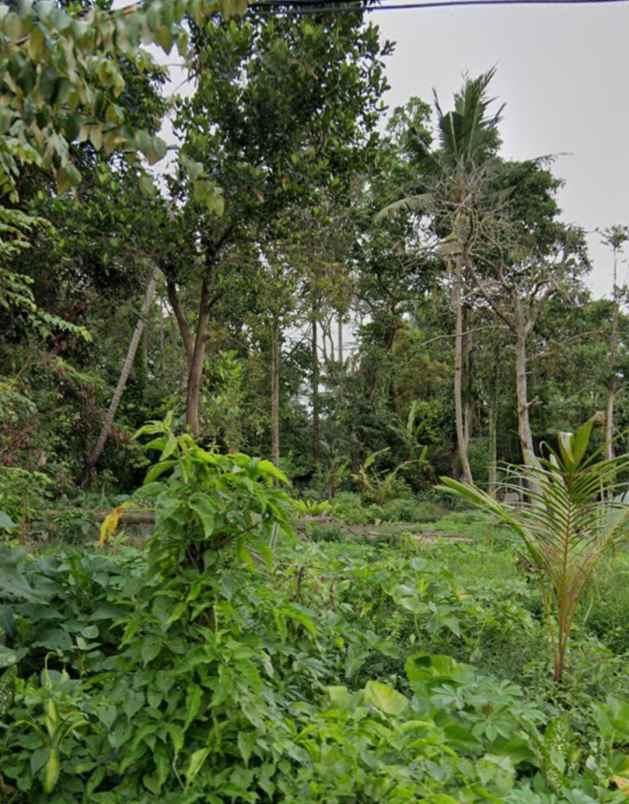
[
  {"xmin": 374, "ymin": 2, "xmax": 629, "ymax": 299},
  {"xmin": 142, "ymin": 1, "xmax": 629, "ymax": 300}
]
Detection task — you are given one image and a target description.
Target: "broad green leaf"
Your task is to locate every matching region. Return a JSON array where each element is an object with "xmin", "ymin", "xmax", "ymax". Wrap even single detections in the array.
[
  {"xmin": 0, "ymin": 511, "xmax": 16, "ymax": 530},
  {"xmin": 185, "ymin": 747, "xmax": 209, "ymax": 785},
  {"xmin": 189, "ymin": 494, "xmax": 216, "ymax": 539},
  {"xmin": 325, "ymin": 685, "xmax": 353, "ymax": 709},
  {"xmin": 363, "ymin": 680, "xmax": 408, "ymax": 715},
  {"xmin": 238, "ymin": 731, "xmax": 256, "ymax": 766},
  {"xmin": 0, "ymin": 645, "xmax": 17, "ymax": 669},
  {"xmin": 184, "ymin": 684, "xmax": 203, "ymax": 730},
  {"xmin": 141, "ymin": 637, "xmax": 161, "ymax": 666}
]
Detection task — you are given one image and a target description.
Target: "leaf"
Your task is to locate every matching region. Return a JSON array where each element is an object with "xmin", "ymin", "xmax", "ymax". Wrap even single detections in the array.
[
  {"xmin": 192, "ymin": 178, "xmax": 224, "ymax": 215},
  {"xmin": 99, "ymin": 505, "xmax": 125, "ymax": 546},
  {"xmin": 145, "ymin": 460, "xmax": 176, "ymax": 483},
  {"xmin": 238, "ymin": 731, "xmax": 256, "ymax": 766},
  {"xmin": 139, "ymin": 173, "xmax": 157, "ymax": 197},
  {"xmin": 141, "ymin": 637, "xmax": 161, "ymax": 666},
  {"xmin": 325, "ymin": 685, "xmax": 353, "ymax": 709},
  {"xmin": 0, "ymin": 511, "xmax": 16, "ymax": 531},
  {"xmin": 124, "ymin": 689, "xmax": 145, "ymax": 720},
  {"xmin": 189, "ymin": 495, "xmax": 216, "ymax": 539},
  {"xmin": 185, "ymin": 747, "xmax": 209, "ymax": 786},
  {"xmin": 34, "ymin": 628, "xmax": 73, "ymax": 652},
  {"xmin": 168, "ymin": 723, "xmax": 185, "ymax": 757},
  {"xmin": 363, "ymin": 680, "xmax": 408, "ymax": 715},
  {"xmin": 0, "ymin": 646, "xmax": 17, "ymax": 669},
  {"xmin": 257, "ymin": 460, "xmax": 289, "ymax": 485},
  {"xmin": 375, "ymin": 192, "xmax": 434, "ymax": 222},
  {"xmin": 30, "ymin": 747, "xmax": 49, "ymax": 775},
  {"xmin": 184, "ymin": 684, "xmax": 203, "ymax": 730},
  {"xmin": 0, "ymin": 547, "xmax": 42, "ymax": 602}
]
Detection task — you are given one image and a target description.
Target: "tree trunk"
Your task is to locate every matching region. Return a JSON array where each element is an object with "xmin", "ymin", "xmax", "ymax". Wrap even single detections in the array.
[
  {"xmin": 462, "ymin": 303, "xmax": 473, "ymax": 451},
  {"xmin": 452, "ymin": 260, "xmax": 473, "ymax": 484},
  {"xmin": 159, "ymin": 299, "xmax": 166, "ymax": 374},
  {"xmin": 487, "ymin": 346, "xmax": 500, "ymax": 497},
  {"xmin": 185, "ymin": 275, "xmax": 212, "ymax": 438},
  {"xmin": 166, "ymin": 278, "xmax": 194, "ymax": 368},
  {"xmin": 514, "ymin": 308, "xmax": 540, "ymax": 470},
  {"xmin": 607, "ymin": 256, "xmax": 620, "ymax": 460},
  {"xmin": 606, "ymin": 386, "xmax": 616, "ymax": 462},
  {"xmin": 312, "ymin": 312, "xmax": 321, "ymax": 470},
  {"xmin": 84, "ymin": 269, "xmax": 158, "ymax": 480},
  {"xmin": 487, "ymin": 398, "xmax": 498, "ymax": 497},
  {"xmin": 271, "ymin": 323, "xmax": 281, "ymax": 466},
  {"xmin": 337, "ymin": 315, "xmax": 343, "ymax": 365}
]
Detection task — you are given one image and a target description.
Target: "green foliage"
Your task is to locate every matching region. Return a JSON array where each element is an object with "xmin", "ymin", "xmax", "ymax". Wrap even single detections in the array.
[
  {"xmin": 294, "ymin": 498, "xmax": 332, "ymax": 517},
  {"xmin": 204, "ymin": 350, "xmax": 246, "ymax": 452},
  {"xmin": 351, "ymin": 448, "xmax": 413, "ymax": 505},
  {"xmin": 439, "ymin": 418, "xmax": 629, "ymax": 681},
  {"xmin": 0, "ymin": 484, "xmax": 627, "ymax": 800},
  {"xmin": 132, "ymin": 415, "xmax": 294, "ymax": 570},
  {"xmin": 0, "ymin": 466, "xmax": 51, "ymax": 537},
  {"xmin": 0, "ymin": 0, "xmax": 242, "ymax": 200}
]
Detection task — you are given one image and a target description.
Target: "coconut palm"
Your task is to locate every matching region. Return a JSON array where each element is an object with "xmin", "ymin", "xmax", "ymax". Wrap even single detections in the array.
[
  {"xmin": 438, "ymin": 417, "xmax": 629, "ymax": 681},
  {"xmin": 378, "ymin": 69, "xmax": 503, "ymax": 484}
]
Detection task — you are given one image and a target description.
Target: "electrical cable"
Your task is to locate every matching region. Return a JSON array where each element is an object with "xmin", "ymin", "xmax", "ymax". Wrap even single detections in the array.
[{"xmin": 248, "ymin": 0, "xmax": 629, "ymax": 13}]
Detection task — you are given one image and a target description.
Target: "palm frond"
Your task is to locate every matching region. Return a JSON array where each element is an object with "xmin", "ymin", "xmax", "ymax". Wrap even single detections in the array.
[
  {"xmin": 438, "ymin": 418, "xmax": 629, "ymax": 681},
  {"xmin": 375, "ymin": 193, "xmax": 435, "ymax": 222}
]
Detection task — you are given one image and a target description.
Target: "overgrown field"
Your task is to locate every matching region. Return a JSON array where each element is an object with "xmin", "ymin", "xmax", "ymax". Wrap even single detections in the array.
[{"xmin": 0, "ymin": 486, "xmax": 628, "ymax": 803}]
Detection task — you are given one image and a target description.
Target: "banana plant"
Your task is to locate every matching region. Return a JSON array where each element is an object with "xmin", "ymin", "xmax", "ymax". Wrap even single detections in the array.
[
  {"xmin": 438, "ymin": 417, "xmax": 629, "ymax": 681},
  {"xmin": 351, "ymin": 449, "xmax": 413, "ymax": 506}
]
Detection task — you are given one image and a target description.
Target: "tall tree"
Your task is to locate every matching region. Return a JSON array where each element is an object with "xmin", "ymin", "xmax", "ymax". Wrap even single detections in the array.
[
  {"xmin": 165, "ymin": 11, "xmax": 389, "ymax": 436},
  {"xmin": 379, "ymin": 70, "xmax": 504, "ymax": 483},
  {"xmin": 601, "ymin": 225, "xmax": 629, "ymax": 460},
  {"xmin": 471, "ymin": 158, "xmax": 590, "ymax": 468}
]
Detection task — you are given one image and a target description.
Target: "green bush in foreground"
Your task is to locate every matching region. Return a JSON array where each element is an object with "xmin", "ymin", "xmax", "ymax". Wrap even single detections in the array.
[{"xmin": 0, "ymin": 432, "xmax": 627, "ymax": 801}]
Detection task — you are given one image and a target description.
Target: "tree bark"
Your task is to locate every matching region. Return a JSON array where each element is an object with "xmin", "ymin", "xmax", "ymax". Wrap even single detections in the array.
[
  {"xmin": 487, "ymin": 397, "xmax": 498, "ymax": 497},
  {"xmin": 84, "ymin": 269, "xmax": 158, "ymax": 480},
  {"xmin": 606, "ymin": 255, "xmax": 620, "ymax": 460},
  {"xmin": 487, "ymin": 343, "xmax": 500, "ymax": 497},
  {"xmin": 166, "ymin": 278, "xmax": 194, "ymax": 369},
  {"xmin": 462, "ymin": 303, "xmax": 473, "ymax": 452},
  {"xmin": 514, "ymin": 304, "xmax": 541, "ymax": 470},
  {"xmin": 337, "ymin": 314, "xmax": 344, "ymax": 365},
  {"xmin": 159, "ymin": 298, "xmax": 165, "ymax": 374},
  {"xmin": 185, "ymin": 275, "xmax": 212, "ymax": 438},
  {"xmin": 452, "ymin": 260, "xmax": 474, "ymax": 484},
  {"xmin": 312, "ymin": 312, "xmax": 321, "ymax": 470},
  {"xmin": 271, "ymin": 323, "xmax": 281, "ymax": 466}
]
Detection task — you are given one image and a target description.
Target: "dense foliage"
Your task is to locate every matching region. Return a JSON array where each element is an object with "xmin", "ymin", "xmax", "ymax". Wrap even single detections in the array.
[
  {"xmin": 1, "ymin": 0, "xmax": 629, "ymax": 801},
  {"xmin": 0, "ymin": 446, "xmax": 628, "ymax": 801}
]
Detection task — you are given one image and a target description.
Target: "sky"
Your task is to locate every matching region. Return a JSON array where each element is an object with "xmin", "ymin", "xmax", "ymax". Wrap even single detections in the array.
[
  {"xmin": 373, "ymin": 1, "xmax": 629, "ymax": 297},
  {"xmin": 149, "ymin": 1, "xmax": 629, "ymax": 298}
]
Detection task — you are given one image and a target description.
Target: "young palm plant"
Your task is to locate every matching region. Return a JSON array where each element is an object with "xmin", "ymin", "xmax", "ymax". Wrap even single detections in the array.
[{"xmin": 438, "ymin": 417, "xmax": 629, "ymax": 681}]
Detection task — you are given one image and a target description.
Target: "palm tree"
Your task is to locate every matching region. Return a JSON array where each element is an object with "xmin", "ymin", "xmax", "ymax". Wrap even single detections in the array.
[
  {"xmin": 600, "ymin": 225, "xmax": 629, "ymax": 461},
  {"xmin": 439, "ymin": 417, "xmax": 629, "ymax": 682},
  {"xmin": 378, "ymin": 69, "xmax": 503, "ymax": 484}
]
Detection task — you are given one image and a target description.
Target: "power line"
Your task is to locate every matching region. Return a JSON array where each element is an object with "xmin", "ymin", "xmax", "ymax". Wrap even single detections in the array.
[{"xmin": 249, "ymin": 0, "xmax": 629, "ymax": 12}]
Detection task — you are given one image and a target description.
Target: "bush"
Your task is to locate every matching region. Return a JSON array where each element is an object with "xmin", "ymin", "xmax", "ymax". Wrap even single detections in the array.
[{"xmin": 0, "ymin": 431, "xmax": 627, "ymax": 802}]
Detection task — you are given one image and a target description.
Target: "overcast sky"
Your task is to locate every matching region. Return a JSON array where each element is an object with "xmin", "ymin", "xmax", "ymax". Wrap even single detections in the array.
[
  {"xmin": 374, "ymin": 2, "xmax": 629, "ymax": 297},
  {"xmin": 152, "ymin": 2, "xmax": 628, "ymax": 297}
]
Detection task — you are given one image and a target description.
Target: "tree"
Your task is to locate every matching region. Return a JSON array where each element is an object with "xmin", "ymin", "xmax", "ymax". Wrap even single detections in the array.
[
  {"xmin": 0, "ymin": 0, "xmax": 238, "ymax": 198},
  {"xmin": 601, "ymin": 225, "xmax": 629, "ymax": 460},
  {"xmin": 470, "ymin": 160, "xmax": 590, "ymax": 469},
  {"xmin": 440, "ymin": 417, "xmax": 629, "ymax": 681},
  {"xmin": 84, "ymin": 268, "xmax": 158, "ymax": 479},
  {"xmin": 379, "ymin": 70, "xmax": 504, "ymax": 484},
  {"xmin": 164, "ymin": 11, "xmax": 388, "ymax": 436}
]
